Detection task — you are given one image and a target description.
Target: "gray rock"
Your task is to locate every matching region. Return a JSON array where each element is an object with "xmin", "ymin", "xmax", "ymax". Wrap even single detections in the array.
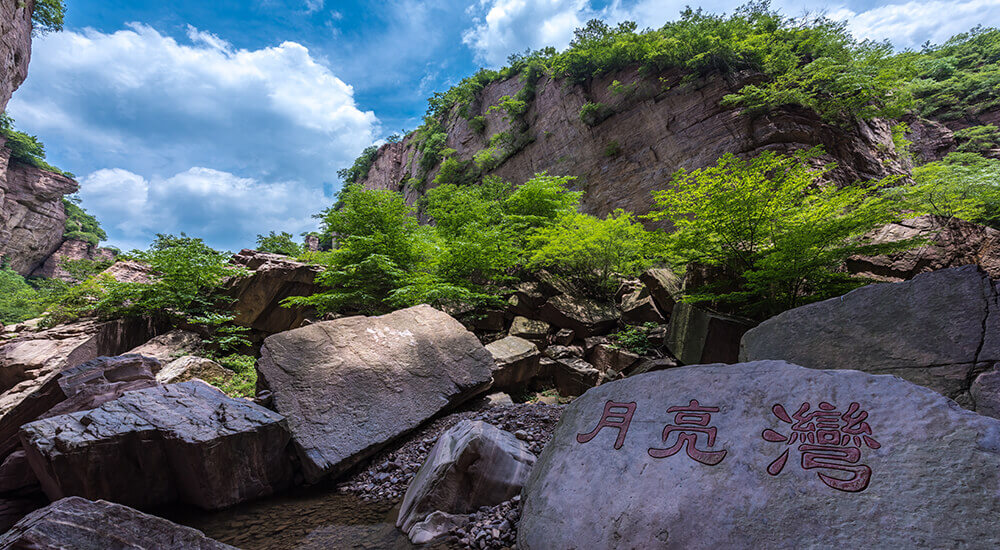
[
  {"xmin": 972, "ymin": 369, "xmax": 1000, "ymax": 419},
  {"xmin": 0, "ymin": 450, "xmax": 33, "ymax": 493},
  {"xmin": 552, "ymin": 357, "xmax": 602, "ymax": 397},
  {"xmin": 587, "ymin": 344, "xmax": 640, "ymax": 374},
  {"xmin": 409, "ymin": 511, "xmax": 470, "ymax": 545},
  {"xmin": 227, "ymin": 249, "xmax": 324, "ymax": 334},
  {"xmin": 398, "ymin": 420, "xmax": 535, "ymax": 540},
  {"xmin": 619, "ymin": 287, "xmax": 664, "ymax": 325},
  {"xmin": 520, "ymin": 361, "xmax": 1000, "ymax": 549},
  {"xmin": 20, "ymin": 380, "xmax": 292, "ymax": 510},
  {"xmin": 156, "ymin": 356, "xmax": 232, "ymax": 385},
  {"xmin": 486, "ymin": 336, "xmax": 541, "ymax": 390},
  {"xmin": 639, "ymin": 268, "xmax": 682, "ymax": 315},
  {"xmin": 509, "ymin": 316, "xmax": 550, "ymax": 344},
  {"xmin": 257, "ymin": 305, "xmax": 495, "ymax": 483},
  {"xmin": 539, "ymin": 295, "xmax": 618, "ymax": 337},
  {"xmin": 127, "ymin": 329, "xmax": 202, "ymax": 365},
  {"xmin": 0, "ymin": 496, "xmax": 236, "ymax": 549},
  {"xmin": 741, "ymin": 266, "xmax": 1000, "ymax": 407},
  {"xmin": 668, "ymin": 302, "xmax": 752, "ymax": 365},
  {"xmin": 553, "ymin": 328, "xmax": 575, "ymax": 346},
  {"xmin": 624, "ymin": 356, "xmax": 679, "ymax": 377}
]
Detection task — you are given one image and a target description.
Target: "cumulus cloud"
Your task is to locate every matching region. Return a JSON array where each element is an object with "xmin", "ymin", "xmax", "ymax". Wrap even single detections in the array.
[
  {"xmin": 8, "ymin": 23, "xmax": 378, "ymax": 250},
  {"xmin": 81, "ymin": 167, "xmax": 328, "ymax": 251},
  {"xmin": 830, "ymin": 0, "xmax": 1000, "ymax": 49}
]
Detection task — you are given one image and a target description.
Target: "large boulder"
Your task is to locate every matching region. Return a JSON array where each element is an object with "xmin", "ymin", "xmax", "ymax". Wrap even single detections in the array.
[
  {"xmin": 257, "ymin": 305, "xmax": 495, "ymax": 483},
  {"xmin": 28, "ymin": 239, "xmax": 116, "ymax": 281},
  {"xmin": 485, "ymin": 336, "xmax": 541, "ymax": 390},
  {"xmin": 20, "ymin": 380, "xmax": 292, "ymax": 510},
  {"xmin": 741, "ymin": 266, "xmax": 1000, "ymax": 407},
  {"xmin": 156, "ymin": 356, "xmax": 232, "ymax": 385},
  {"xmin": 0, "ymin": 497, "xmax": 237, "ymax": 549},
  {"xmin": 227, "ymin": 249, "xmax": 324, "ymax": 333},
  {"xmin": 618, "ymin": 287, "xmax": 664, "ymax": 325},
  {"xmin": 538, "ymin": 294, "xmax": 618, "ymax": 337},
  {"xmin": 667, "ymin": 302, "xmax": 753, "ymax": 365},
  {"xmin": 508, "ymin": 316, "xmax": 550, "ymax": 345},
  {"xmin": 520, "ymin": 361, "xmax": 1000, "ymax": 549},
  {"xmin": 0, "ymin": 353, "xmax": 160, "ymax": 458},
  {"xmin": 397, "ymin": 420, "xmax": 535, "ymax": 542},
  {"xmin": 847, "ymin": 214, "xmax": 1000, "ymax": 281},
  {"xmin": 639, "ymin": 268, "xmax": 682, "ymax": 315},
  {"xmin": 128, "ymin": 329, "xmax": 203, "ymax": 364}
]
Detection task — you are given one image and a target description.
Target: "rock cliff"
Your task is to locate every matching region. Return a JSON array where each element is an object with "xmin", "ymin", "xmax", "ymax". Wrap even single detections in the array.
[
  {"xmin": 360, "ymin": 68, "xmax": 908, "ymax": 219},
  {"xmin": 0, "ymin": 0, "xmax": 32, "ymax": 114}
]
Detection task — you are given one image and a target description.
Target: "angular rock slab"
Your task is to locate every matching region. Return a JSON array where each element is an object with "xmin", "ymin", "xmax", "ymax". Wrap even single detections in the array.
[
  {"xmin": 520, "ymin": 361, "xmax": 1000, "ymax": 549},
  {"xmin": 0, "ymin": 496, "xmax": 236, "ymax": 549},
  {"xmin": 20, "ymin": 380, "xmax": 292, "ymax": 510},
  {"xmin": 397, "ymin": 420, "xmax": 535, "ymax": 540},
  {"xmin": 486, "ymin": 336, "xmax": 541, "ymax": 390},
  {"xmin": 257, "ymin": 304, "xmax": 495, "ymax": 483},
  {"xmin": 741, "ymin": 265, "xmax": 1000, "ymax": 406}
]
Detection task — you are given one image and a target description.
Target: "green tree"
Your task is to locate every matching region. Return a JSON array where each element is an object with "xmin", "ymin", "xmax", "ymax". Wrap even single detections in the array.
[
  {"xmin": 899, "ymin": 152, "xmax": 1000, "ymax": 228},
  {"xmin": 0, "ymin": 113, "xmax": 73, "ymax": 177},
  {"xmin": 63, "ymin": 196, "xmax": 106, "ymax": 246},
  {"xmin": 528, "ymin": 210, "xmax": 656, "ymax": 299},
  {"xmin": 32, "ymin": 0, "xmax": 65, "ymax": 34},
  {"xmin": 0, "ymin": 266, "xmax": 44, "ymax": 323},
  {"xmin": 647, "ymin": 149, "xmax": 909, "ymax": 318},
  {"xmin": 255, "ymin": 231, "xmax": 303, "ymax": 256}
]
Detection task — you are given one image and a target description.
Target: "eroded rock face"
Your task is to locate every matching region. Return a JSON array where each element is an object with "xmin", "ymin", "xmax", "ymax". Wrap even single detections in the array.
[
  {"xmin": 0, "ymin": 149, "xmax": 79, "ymax": 276},
  {"xmin": 847, "ymin": 215, "xmax": 1000, "ymax": 281},
  {"xmin": 128, "ymin": 329, "xmax": 203, "ymax": 364},
  {"xmin": 520, "ymin": 361, "xmax": 1000, "ymax": 549},
  {"xmin": 29, "ymin": 239, "xmax": 116, "ymax": 281},
  {"xmin": 227, "ymin": 249, "xmax": 324, "ymax": 334},
  {"xmin": 538, "ymin": 294, "xmax": 618, "ymax": 338},
  {"xmin": 397, "ymin": 420, "xmax": 535, "ymax": 541},
  {"xmin": 667, "ymin": 303, "xmax": 753, "ymax": 365},
  {"xmin": 156, "ymin": 356, "xmax": 231, "ymax": 385},
  {"xmin": 20, "ymin": 380, "xmax": 292, "ymax": 510},
  {"xmin": 741, "ymin": 266, "xmax": 1000, "ymax": 407},
  {"xmin": 486, "ymin": 336, "xmax": 541, "ymax": 390},
  {"xmin": 0, "ymin": 0, "xmax": 31, "ymax": 114},
  {"xmin": 360, "ymin": 70, "xmax": 905, "ymax": 223},
  {"xmin": 257, "ymin": 305, "xmax": 495, "ymax": 483},
  {"xmin": 0, "ymin": 497, "xmax": 237, "ymax": 549}
]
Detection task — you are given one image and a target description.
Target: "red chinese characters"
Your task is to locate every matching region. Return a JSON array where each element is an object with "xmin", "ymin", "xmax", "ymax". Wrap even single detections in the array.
[
  {"xmin": 647, "ymin": 399, "xmax": 727, "ymax": 465},
  {"xmin": 762, "ymin": 401, "xmax": 880, "ymax": 492},
  {"xmin": 576, "ymin": 401, "xmax": 637, "ymax": 449}
]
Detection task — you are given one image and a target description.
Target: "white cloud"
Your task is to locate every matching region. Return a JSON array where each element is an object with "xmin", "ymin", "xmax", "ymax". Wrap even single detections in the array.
[
  {"xmin": 81, "ymin": 167, "xmax": 327, "ymax": 251},
  {"xmin": 831, "ymin": 0, "xmax": 1000, "ymax": 49},
  {"xmin": 305, "ymin": 0, "xmax": 325, "ymax": 14},
  {"xmin": 463, "ymin": 0, "xmax": 591, "ymax": 66},
  {"xmin": 8, "ymin": 23, "xmax": 378, "ymax": 250}
]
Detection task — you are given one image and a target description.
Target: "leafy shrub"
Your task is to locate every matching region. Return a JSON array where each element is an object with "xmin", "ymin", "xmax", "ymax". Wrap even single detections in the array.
[
  {"xmin": 609, "ymin": 323, "xmax": 658, "ymax": 354},
  {"xmin": 0, "ymin": 113, "xmax": 73, "ymax": 177},
  {"xmin": 647, "ymin": 149, "xmax": 912, "ymax": 318},
  {"xmin": 891, "ymin": 122, "xmax": 912, "ymax": 161},
  {"xmin": 213, "ymin": 354, "xmax": 257, "ymax": 398},
  {"xmin": 604, "ymin": 140, "xmax": 622, "ymax": 157},
  {"xmin": 905, "ymin": 27, "xmax": 1000, "ymax": 122},
  {"xmin": 579, "ymin": 102, "xmax": 614, "ymax": 127},
  {"xmin": 469, "ymin": 115, "xmax": 487, "ymax": 134},
  {"xmin": 0, "ymin": 266, "xmax": 45, "ymax": 323},
  {"xmin": 528, "ymin": 209, "xmax": 656, "ymax": 300},
  {"xmin": 63, "ymin": 197, "xmax": 106, "ymax": 246},
  {"xmin": 898, "ymin": 152, "xmax": 1000, "ymax": 228},
  {"xmin": 954, "ymin": 125, "xmax": 1000, "ymax": 154},
  {"xmin": 432, "ymin": 156, "xmax": 479, "ymax": 187},
  {"xmin": 337, "ymin": 145, "xmax": 379, "ymax": 185},
  {"xmin": 487, "ymin": 95, "xmax": 528, "ymax": 122},
  {"xmin": 256, "ymin": 231, "xmax": 303, "ymax": 256},
  {"xmin": 32, "ymin": 0, "xmax": 65, "ymax": 34}
]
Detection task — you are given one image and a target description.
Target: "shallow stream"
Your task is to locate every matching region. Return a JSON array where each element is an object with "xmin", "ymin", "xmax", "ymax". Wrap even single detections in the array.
[{"xmin": 169, "ymin": 486, "xmax": 453, "ymax": 549}]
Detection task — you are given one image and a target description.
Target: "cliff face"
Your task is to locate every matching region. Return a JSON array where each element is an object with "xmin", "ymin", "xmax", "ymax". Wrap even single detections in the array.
[
  {"xmin": 0, "ymin": 142, "xmax": 78, "ymax": 275},
  {"xmin": 0, "ymin": 0, "xmax": 32, "ymax": 113},
  {"xmin": 361, "ymin": 68, "xmax": 909, "ymax": 219}
]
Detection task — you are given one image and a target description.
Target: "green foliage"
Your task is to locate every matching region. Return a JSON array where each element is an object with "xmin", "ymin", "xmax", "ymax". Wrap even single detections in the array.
[
  {"xmin": 609, "ymin": 322, "xmax": 658, "ymax": 354},
  {"xmin": 954, "ymin": 125, "xmax": 1000, "ymax": 154},
  {"xmin": 0, "ymin": 266, "xmax": 45, "ymax": 324},
  {"xmin": 432, "ymin": 156, "xmax": 479, "ymax": 187},
  {"xmin": 0, "ymin": 113, "xmax": 73, "ymax": 177},
  {"xmin": 891, "ymin": 122, "xmax": 912, "ymax": 161},
  {"xmin": 647, "ymin": 149, "xmax": 910, "ymax": 318},
  {"xmin": 62, "ymin": 197, "xmax": 106, "ymax": 246},
  {"xmin": 528, "ymin": 209, "xmax": 656, "ymax": 299},
  {"xmin": 59, "ymin": 257, "xmax": 114, "ymax": 283},
  {"xmin": 469, "ymin": 115, "xmax": 487, "ymax": 134},
  {"xmin": 189, "ymin": 312, "xmax": 252, "ymax": 355},
  {"xmin": 213, "ymin": 354, "xmax": 257, "ymax": 398},
  {"xmin": 898, "ymin": 152, "xmax": 1000, "ymax": 228},
  {"xmin": 579, "ymin": 102, "xmax": 614, "ymax": 127},
  {"xmin": 905, "ymin": 27, "xmax": 1000, "ymax": 122},
  {"xmin": 337, "ymin": 145, "xmax": 379, "ymax": 185},
  {"xmin": 487, "ymin": 95, "xmax": 528, "ymax": 122},
  {"xmin": 31, "ymin": 0, "xmax": 65, "ymax": 33},
  {"xmin": 255, "ymin": 231, "xmax": 303, "ymax": 256},
  {"xmin": 47, "ymin": 234, "xmax": 241, "ymax": 324},
  {"xmin": 604, "ymin": 140, "xmax": 622, "ymax": 157}
]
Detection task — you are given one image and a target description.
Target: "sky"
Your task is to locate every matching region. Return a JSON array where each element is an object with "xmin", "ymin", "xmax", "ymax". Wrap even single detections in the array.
[{"xmin": 7, "ymin": 0, "xmax": 1000, "ymax": 251}]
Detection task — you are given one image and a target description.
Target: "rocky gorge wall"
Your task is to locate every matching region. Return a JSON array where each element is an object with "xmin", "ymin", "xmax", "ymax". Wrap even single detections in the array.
[
  {"xmin": 0, "ymin": 0, "xmax": 32, "ymax": 115},
  {"xmin": 360, "ymin": 68, "xmax": 910, "ymax": 219}
]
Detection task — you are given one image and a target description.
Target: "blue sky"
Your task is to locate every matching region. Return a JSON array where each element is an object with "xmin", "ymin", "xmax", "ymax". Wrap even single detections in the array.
[{"xmin": 8, "ymin": 0, "xmax": 1000, "ymax": 251}]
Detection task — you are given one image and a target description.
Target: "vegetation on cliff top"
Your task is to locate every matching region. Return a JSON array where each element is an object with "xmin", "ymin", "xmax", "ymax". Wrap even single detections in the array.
[{"xmin": 32, "ymin": 0, "xmax": 66, "ymax": 34}]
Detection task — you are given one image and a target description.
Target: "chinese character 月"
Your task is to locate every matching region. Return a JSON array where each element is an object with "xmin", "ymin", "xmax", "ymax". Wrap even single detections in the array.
[
  {"xmin": 762, "ymin": 401, "xmax": 880, "ymax": 493},
  {"xmin": 576, "ymin": 401, "xmax": 637, "ymax": 450},
  {"xmin": 648, "ymin": 399, "xmax": 727, "ymax": 465}
]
